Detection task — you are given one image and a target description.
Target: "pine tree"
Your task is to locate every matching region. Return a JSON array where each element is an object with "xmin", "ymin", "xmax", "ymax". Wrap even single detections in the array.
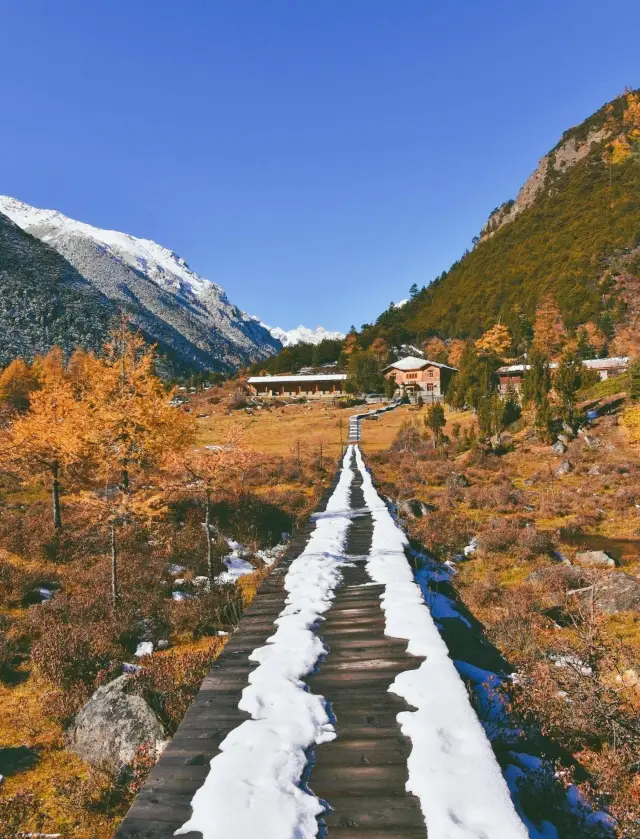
[
  {"xmin": 424, "ymin": 403, "xmax": 446, "ymax": 445},
  {"xmin": 554, "ymin": 352, "xmax": 584, "ymax": 428},
  {"xmin": 629, "ymin": 360, "xmax": 640, "ymax": 400}
]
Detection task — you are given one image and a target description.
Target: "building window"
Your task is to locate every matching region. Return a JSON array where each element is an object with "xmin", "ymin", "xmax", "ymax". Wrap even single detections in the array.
[
  {"xmin": 426, "ymin": 383, "xmax": 434, "ymax": 392},
  {"xmin": 428, "ymin": 370, "xmax": 434, "ymax": 377},
  {"xmin": 406, "ymin": 373, "xmax": 418, "ymax": 380}
]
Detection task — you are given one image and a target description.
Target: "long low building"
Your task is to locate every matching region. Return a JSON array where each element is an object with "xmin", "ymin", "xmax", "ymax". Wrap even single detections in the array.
[
  {"xmin": 497, "ymin": 356, "xmax": 630, "ymax": 395},
  {"xmin": 248, "ymin": 373, "xmax": 347, "ymax": 398}
]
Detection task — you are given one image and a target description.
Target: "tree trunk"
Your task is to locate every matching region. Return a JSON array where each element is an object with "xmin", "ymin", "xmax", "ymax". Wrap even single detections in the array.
[
  {"xmin": 52, "ymin": 463, "xmax": 62, "ymax": 530},
  {"xmin": 121, "ymin": 465, "xmax": 129, "ymax": 491},
  {"xmin": 204, "ymin": 491, "xmax": 214, "ymax": 582},
  {"xmin": 110, "ymin": 523, "xmax": 119, "ymax": 610}
]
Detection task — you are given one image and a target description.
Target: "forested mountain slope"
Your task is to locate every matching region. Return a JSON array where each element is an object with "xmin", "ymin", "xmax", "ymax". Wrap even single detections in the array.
[{"xmin": 362, "ymin": 89, "xmax": 640, "ymax": 356}]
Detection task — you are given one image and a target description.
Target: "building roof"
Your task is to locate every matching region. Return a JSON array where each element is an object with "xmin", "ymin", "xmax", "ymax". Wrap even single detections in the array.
[
  {"xmin": 248, "ymin": 374, "xmax": 347, "ymax": 384},
  {"xmin": 384, "ymin": 355, "xmax": 457, "ymax": 372},
  {"xmin": 498, "ymin": 356, "xmax": 630, "ymax": 375},
  {"xmin": 582, "ymin": 356, "xmax": 630, "ymax": 369}
]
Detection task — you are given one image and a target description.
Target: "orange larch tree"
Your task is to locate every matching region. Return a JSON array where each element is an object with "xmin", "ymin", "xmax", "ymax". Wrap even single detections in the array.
[
  {"xmin": 532, "ymin": 294, "xmax": 567, "ymax": 359},
  {"xmin": 170, "ymin": 431, "xmax": 252, "ymax": 582},
  {"xmin": 3, "ymin": 359, "xmax": 87, "ymax": 528},
  {"xmin": 475, "ymin": 324, "xmax": 512, "ymax": 359}
]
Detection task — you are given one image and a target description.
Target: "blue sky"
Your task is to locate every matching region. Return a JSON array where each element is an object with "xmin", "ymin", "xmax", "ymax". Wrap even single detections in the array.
[{"xmin": 1, "ymin": 1, "xmax": 639, "ymax": 333}]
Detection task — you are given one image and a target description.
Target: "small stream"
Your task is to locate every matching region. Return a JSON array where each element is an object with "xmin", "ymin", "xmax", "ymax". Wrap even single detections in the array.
[{"xmin": 561, "ymin": 532, "xmax": 640, "ymax": 565}]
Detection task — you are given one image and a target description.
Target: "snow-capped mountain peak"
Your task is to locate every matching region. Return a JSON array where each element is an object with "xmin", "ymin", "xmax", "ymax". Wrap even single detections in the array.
[
  {"xmin": 266, "ymin": 324, "xmax": 346, "ymax": 347},
  {"xmin": 0, "ymin": 196, "xmax": 224, "ymax": 300},
  {"xmin": 0, "ymin": 195, "xmax": 280, "ymax": 371}
]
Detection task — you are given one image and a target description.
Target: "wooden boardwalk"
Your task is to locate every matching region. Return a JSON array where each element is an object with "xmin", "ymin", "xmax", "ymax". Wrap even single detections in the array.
[{"xmin": 115, "ymin": 448, "xmax": 426, "ymax": 838}]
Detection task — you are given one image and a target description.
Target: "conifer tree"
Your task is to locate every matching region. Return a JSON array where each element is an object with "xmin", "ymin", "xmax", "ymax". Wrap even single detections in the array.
[
  {"xmin": 82, "ymin": 322, "xmax": 195, "ymax": 608},
  {"xmin": 554, "ymin": 352, "xmax": 584, "ymax": 428},
  {"xmin": 0, "ymin": 358, "xmax": 41, "ymax": 412},
  {"xmin": 424, "ymin": 403, "xmax": 446, "ymax": 445},
  {"xmin": 533, "ymin": 294, "xmax": 567, "ymax": 358},
  {"xmin": 4, "ymin": 356, "xmax": 86, "ymax": 528}
]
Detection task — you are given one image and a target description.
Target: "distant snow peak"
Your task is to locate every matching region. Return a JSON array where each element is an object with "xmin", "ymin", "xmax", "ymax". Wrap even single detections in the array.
[{"xmin": 267, "ymin": 324, "xmax": 346, "ymax": 347}]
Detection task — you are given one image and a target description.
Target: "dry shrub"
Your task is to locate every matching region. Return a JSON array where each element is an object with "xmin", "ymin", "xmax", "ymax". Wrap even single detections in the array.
[
  {"xmin": 0, "ymin": 791, "xmax": 44, "ymax": 838},
  {"xmin": 484, "ymin": 584, "xmax": 548, "ymax": 662},
  {"xmin": 132, "ymin": 642, "xmax": 223, "ymax": 733},
  {"xmin": 467, "ymin": 479, "xmax": 524, "ymax": 511},
  {"xmin": 166, "ymin": 586, "xmax": 243, "ymax": 640},
  {"xmin": 414, "ymin": 510, "xmax": 472, "ymax": 562},
  {"xmin": 229, "ymin": 387, "xmax": 249, "ymax": 410},
  {"xmin": 476, "ymin": 518, "xmax": 521, "ymax": 553},
  {"xmin": 391, "ymin": 419, "xmax": 424, "ymax": 453},
  {"xmin": 517, "ymin": 526, "xmax": 556, "ymax": 560},
  {"xmin": 509, "ymin": 613, "xmax": 640, "ymax": 836}
]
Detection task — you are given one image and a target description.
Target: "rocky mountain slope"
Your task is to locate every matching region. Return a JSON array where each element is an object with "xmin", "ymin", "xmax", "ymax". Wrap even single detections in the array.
[
  {"xmin": 0, "ymin": 197, "xmax": 281, "ymax": 372},
  {"xmin": 360, "ymin": 88, "xmax": 640, "ymax": 354},
  {"xmin": 0, "ymin": 211, "xmax": 112, "ymax": 367},
  {"xmin": 266, "ymin": 324, "xmax": 345, "ymax": 346}
]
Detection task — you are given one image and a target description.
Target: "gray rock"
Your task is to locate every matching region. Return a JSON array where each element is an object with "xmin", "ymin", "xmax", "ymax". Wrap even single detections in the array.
[
  {"xmin": 554, "ymin": 460, "xmax": 573, "ymax": 477},
  {"xmin": 574, "ymin": 550, "xmax": 616, "ymax": 568},
  {"xmin": 569, "ymin": 572, "xmax": 640, "ymax": 615},
  {"xmin": 551, "ymin": 440, "xmax": 567, "ymax": 455},
  {"xmin": 156, "ymin": 639, "xmax": 170, "ymax": 651},
  {"xmin": 447, "ymin": 472, "xmax": 469, "ymax": 489},
  {"xmin": 587, "ymin": 465, "xmax": 601, "ymax": 476},
  {"xmin": 397, "ymin": 498, "xmax": 436, "ymax": 518},
  {"xmin": 66, "ymin": 675, "xmax": 166, "ymax": 775}
]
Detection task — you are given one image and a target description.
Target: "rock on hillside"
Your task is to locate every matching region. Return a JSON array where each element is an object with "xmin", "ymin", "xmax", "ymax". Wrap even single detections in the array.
[
  {"xmin": 0, "ymin": 196, "xmax": 281, "ymax": 373},
  {"xmin": 66, "ymin": 675, "xmax": 166, "ymax": 775}
]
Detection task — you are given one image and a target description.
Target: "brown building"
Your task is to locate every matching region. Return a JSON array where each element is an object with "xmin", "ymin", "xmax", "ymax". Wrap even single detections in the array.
[
  {"xmin": 497, "ymin": 356, "xmax": 630, "ymax": 396},
  {"xmin": 247, "ymin": 373, "xmax": 347, "ymax": 398},
  {"xmin": 383, "ymin": 356, "xmax": 457, "ymax": 399}
]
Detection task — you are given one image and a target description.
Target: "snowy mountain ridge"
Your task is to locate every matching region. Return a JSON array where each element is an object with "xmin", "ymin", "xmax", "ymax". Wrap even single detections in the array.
[
  {"xmin": 0, "ymin": 196, "xmax": 281, "ymax": 372},
  {"xmin": 266, "ymin": 324, "xmax": 345, "ymax": 346}
]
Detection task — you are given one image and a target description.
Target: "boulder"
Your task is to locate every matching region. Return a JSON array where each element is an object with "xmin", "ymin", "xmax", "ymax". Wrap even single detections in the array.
[
  {"xmin": 574, "ymin": 550, "xmax": 616, "ymax": 568},
  {"xmin": 554, "ymin": 460, "xmax": 573, "ymax": 477},
  {"xmin": 66, "ymin": 675, "xmax": 166, "ymax": 775},
  {"xmin": 447, "ymin": 472, "xmax": 469, "ymax": 489},
  {"xmin": 397, "ymin": 498, "xmax": 436, "ymax": 518},
  {"xmin": 593, "ymin": 572, "xmax": 640, "ymax": 614},
  {"xmin": 568, "ymin": 572, "xmax": 640, "ymax": 615},
  {"xmin": 551, "ymin": 440, "xmax": 567, "ymax": 455},
  {"xmin": 587, "ymin": 465, "xmax": 601, "ymax": 476}
]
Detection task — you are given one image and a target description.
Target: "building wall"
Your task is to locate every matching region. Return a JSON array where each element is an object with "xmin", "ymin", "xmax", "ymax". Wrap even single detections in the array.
[
  {"xmin": 250, "ymin": 380, "xmax": 345, "ymax": 398},
  {"xmin": 386, "ymin": 365, "xmax": 447, "ymax": 396}
]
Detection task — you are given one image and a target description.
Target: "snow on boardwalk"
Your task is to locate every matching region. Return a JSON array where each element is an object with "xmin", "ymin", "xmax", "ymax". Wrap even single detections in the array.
[
  {"xmin": 353, "ymin": 447, "xmax": 528, "ymax": 839},
  {"xmin": 175, "ymin": 448, "xmax": 355, "ymax": 839},
  {"xmin": 116, "ymin": 445, "xmax": 527, "ymax": 839}
]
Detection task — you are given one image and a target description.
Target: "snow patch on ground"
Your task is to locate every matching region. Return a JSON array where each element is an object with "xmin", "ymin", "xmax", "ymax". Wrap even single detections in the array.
[
  {"xmin": 353, "ymin": 446, "xmax": 528, "ymax": 839},
  {"xmin": 176, "ymin": 448, "xmax": 355, "ymax": 839}
]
